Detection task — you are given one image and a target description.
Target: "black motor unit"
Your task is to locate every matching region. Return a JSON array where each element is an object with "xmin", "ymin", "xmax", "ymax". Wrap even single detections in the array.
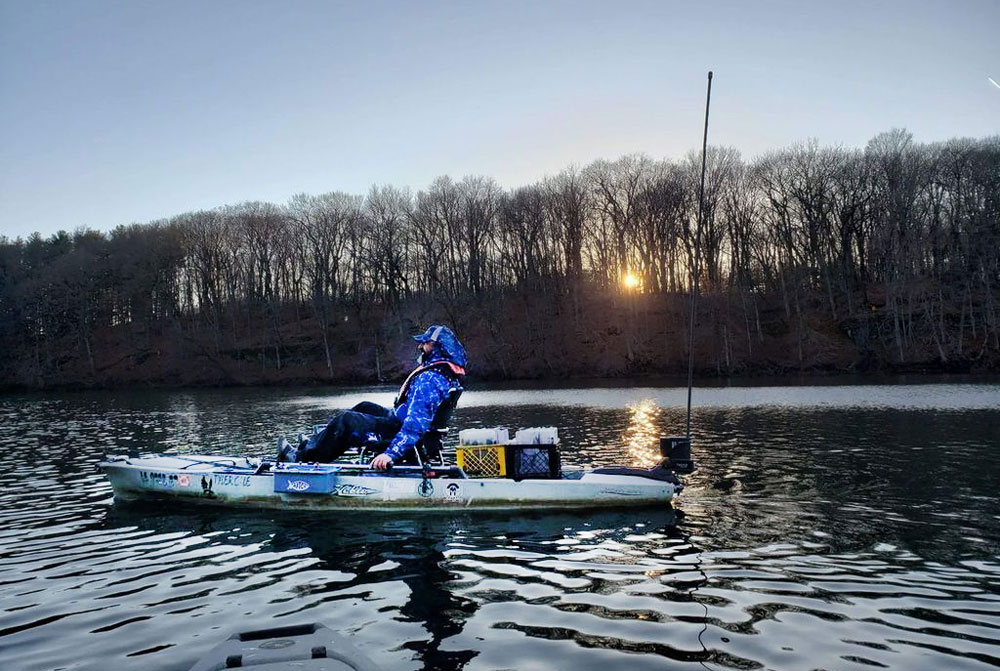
[{"xmin": 660, "ymin": 436, "xmax": 695, "ymax": 474}]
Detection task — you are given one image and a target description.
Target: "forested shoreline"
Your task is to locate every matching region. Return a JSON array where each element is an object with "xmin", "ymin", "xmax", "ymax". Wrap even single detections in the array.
[{"xmin": 1, "ymin": 129, "xmax": 998, "ymax": 390}]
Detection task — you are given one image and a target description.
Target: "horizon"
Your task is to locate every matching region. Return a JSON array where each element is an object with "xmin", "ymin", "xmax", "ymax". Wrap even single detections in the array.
[{"xmin": 2, "ymin": 0, "xmax": 998, "ymax": 240}]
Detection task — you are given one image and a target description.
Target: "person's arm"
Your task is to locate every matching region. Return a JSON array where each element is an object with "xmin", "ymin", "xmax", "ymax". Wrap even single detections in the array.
[{"xmin": 381, "ymin": 372, "xmax": 448, "ymax": 464}]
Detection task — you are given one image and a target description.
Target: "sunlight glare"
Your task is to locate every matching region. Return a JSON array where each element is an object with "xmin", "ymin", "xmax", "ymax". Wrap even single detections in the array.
[{"xmin": 623, "ymin": 399, "xmax": 662, "ymax": 467}]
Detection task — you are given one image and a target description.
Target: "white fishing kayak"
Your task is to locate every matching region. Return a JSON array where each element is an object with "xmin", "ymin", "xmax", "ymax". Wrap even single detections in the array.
[{"xmin": 99, "ymin": 454, "xmax": 682, "ymax": 510}]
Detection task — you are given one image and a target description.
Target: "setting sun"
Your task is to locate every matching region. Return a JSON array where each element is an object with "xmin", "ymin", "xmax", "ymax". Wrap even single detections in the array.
[{"xmin": 623, "ymin": 272, "xmax": 641, "ymax": 290}]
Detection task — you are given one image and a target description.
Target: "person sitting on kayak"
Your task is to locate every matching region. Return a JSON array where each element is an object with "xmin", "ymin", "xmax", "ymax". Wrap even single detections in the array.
[{"xmin": 278, "ymin": 324, "xmax": 466, "ymax": 470}]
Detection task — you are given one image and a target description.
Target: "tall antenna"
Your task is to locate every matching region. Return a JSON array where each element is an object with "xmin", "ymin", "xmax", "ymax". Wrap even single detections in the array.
[{"xmin": 685, "ymin": 71, "xmax": 713, "ymax": 441}]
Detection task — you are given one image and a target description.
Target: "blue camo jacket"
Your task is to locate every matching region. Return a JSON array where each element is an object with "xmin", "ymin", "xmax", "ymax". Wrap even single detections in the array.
[{"xmin": 384, "ymin": 358, "xmax": 462, "ymax": 462}]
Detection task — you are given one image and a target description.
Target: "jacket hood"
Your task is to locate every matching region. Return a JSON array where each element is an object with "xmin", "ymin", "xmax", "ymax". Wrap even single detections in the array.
[{"xmin": 413, "ymin": 324, "xmax": 468, "ymax": 369}]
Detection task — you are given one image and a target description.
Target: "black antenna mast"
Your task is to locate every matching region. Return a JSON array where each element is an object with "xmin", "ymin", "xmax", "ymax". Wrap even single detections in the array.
[{"xmin": 685, "ymin": 71, "xmax": 713, "ymax": 440}]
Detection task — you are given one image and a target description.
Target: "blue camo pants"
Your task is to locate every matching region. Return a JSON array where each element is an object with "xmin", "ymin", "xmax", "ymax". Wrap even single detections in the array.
[{"xmin": 297, "ymin": 402, "xmax": 402, "ymax": 463}]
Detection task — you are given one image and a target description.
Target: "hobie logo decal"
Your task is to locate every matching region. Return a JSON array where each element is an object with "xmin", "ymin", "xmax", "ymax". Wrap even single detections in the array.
[
  {"xmin": 286, "ymin": 480, "xmax": 311, "ymax": 492},
  {"xmin": 333, "ymin": 484, "xmax": 377, "ymax": 497}
]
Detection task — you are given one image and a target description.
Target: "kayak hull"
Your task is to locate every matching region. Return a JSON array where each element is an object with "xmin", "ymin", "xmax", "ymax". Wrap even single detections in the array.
[{"xmin": 99, "ymin": 454, "xmax": 679, "ymax": 511}]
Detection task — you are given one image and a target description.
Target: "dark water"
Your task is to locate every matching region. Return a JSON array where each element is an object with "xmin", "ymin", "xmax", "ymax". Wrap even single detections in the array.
[{"xmin": 1, "ymin": 381, "xmax": 999, "ymax": 671}]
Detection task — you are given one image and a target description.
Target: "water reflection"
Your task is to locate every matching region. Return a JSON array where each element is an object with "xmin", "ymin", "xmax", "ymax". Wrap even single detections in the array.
[
  {"xmin": 97, "ymin": 503, "xmax": 684, "ymax": 671},
  {"xmin": 622, "ymin": 399, "xmax": 663, "ymax": 467}
]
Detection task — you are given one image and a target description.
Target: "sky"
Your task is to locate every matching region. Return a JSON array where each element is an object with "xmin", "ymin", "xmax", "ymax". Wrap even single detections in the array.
[{"xmin": 1, "ymin": 0, "xmax": 997, "ymax": 240}]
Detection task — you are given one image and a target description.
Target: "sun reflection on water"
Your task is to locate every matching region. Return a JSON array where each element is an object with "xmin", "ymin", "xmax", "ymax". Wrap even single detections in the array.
[{"xmin": 622, "ymin": 398, "xmax": 662, "ymax": 467}]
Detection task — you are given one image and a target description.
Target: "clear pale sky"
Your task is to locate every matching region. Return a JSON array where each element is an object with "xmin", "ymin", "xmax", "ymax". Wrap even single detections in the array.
[{"xmin": 1, "ymin": 0, "xmax": 997, "ymax": 240}]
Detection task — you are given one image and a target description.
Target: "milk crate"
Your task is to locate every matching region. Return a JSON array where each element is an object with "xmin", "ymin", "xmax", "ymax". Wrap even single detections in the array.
[
  {"xmin": 456, "ymin": 445, "xmax": 507, "ymax": 478},
  {"xmin": 505, "ymin": 444, "xmax": 561, "ymax": 480}
]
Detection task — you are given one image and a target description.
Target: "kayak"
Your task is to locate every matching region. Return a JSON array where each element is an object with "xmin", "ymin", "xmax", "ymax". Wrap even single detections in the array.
[{"xmin": 98, "ymin": 453, "xmax": 683, "ymax": 511}]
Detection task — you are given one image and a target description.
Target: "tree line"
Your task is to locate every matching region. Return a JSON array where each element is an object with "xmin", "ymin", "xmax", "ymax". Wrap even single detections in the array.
[{"xmin": 1, "ymin": 129, "xmax": 997, "ymax": 388}]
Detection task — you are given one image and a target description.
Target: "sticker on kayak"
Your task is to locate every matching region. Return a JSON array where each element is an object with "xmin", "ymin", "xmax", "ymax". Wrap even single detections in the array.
[
  {"xmin": 216, "ymin": 473, "xmax": 252, "ymax": 488},
  {"xmin": 332, "ymin": 484, "xmax": 377, "ymax": 497},
  {"xmin": 418, "ymin": 480, "xmax": 434, "ymax": 497},
  {"xmin": 286, "ymin": 479, "xmax": 311, "ymax": 492},
  {"xmin": 178, "ymin": 474, "xmax": 191, "ymax": 487},
  {"xmin": 445, "ymin": 483, "xmax": 462, "ymax": 501},
  {"xmin": 141, "ymin": 471, "xmax": 178, "ymax": 488}
]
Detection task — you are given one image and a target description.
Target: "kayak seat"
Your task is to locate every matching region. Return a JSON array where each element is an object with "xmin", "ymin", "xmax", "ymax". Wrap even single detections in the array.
[
  {"xmin": 415, "ymin": 387, "xmax": 462, "ymax": 466},
  {"xmin": 591, "ymin": 464, "xmax": 681, "ymax": 484}
]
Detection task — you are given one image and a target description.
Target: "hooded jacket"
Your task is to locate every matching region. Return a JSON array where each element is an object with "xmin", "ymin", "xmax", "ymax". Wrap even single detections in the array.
[{"xmin": 383, "ymin": 326, "xmax": 466, "ymax": 463}]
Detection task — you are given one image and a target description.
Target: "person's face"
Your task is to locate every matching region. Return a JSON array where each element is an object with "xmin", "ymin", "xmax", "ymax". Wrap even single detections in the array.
[{"xmin": 418, "ymin": 341, "xmax": 435, "ymax": 356}]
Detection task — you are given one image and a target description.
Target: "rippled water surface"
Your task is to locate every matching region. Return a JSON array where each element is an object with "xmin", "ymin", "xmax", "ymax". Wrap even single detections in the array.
[{"xmin": 1, "ymin": 380, "xmax": 999, "ymax": 671}]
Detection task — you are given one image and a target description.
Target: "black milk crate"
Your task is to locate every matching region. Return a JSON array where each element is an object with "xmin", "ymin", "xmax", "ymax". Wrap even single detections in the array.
[{"xmin": 504, "ymin": 444, "xmax": 561, "ymax": 480}]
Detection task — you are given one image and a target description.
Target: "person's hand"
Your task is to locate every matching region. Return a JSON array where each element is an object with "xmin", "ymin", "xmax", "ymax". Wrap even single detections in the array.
[{"xmin": 370, "ymin": 453, "xmax": 393, "ymax": 471}]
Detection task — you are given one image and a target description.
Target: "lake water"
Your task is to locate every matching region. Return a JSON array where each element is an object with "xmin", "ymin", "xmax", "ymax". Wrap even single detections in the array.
[{"xmin": 1, "ymin": 379, "xmax": 999, "ymax": 671}]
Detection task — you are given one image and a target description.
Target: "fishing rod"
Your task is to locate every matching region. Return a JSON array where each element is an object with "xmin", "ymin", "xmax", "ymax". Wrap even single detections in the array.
[{"xmin": 685, "ymin": 71, "xmax": 713, "ymax": 441}]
